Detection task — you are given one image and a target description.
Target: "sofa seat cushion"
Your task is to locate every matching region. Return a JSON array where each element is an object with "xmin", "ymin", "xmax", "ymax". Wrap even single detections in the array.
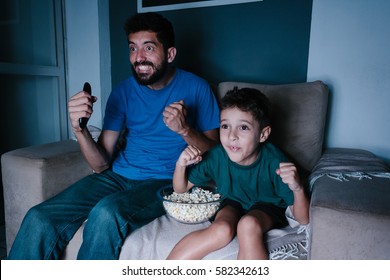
[{"xmin": 64, "ymin": 212, "xmax": 309, "ymax": 260}]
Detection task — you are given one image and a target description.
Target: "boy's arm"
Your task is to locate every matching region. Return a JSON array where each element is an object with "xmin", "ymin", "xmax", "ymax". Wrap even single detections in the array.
[
  {"xmin": 172, "ymin": 145, "xmax": 201, "ymax": 193},
  {"xmin": 290, "ymin": 188, "xmax": 310, "ymax": 225},
  {"xmin": 173, "ymin": 164, "xmax": 194, "ymax": 193},
  {"xmin": 276, "ymin": 162, "xmax": 310, "ymax": 225}
]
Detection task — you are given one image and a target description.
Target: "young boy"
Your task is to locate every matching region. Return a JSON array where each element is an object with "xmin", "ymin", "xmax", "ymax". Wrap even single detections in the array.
[{"xmin": 167, "ymin": 87, "xmax": 309, "ymax": 260}]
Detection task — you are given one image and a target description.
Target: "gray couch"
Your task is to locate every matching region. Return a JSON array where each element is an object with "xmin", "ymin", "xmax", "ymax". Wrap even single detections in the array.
[{"xmin": 2, "ymin": 80, "xmax": 390, "ymax": 259}]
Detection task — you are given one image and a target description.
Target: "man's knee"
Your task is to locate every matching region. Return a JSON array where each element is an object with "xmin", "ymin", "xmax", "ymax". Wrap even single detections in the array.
[
  {"xmin": 87, "ymin": 198, "xmax": 120, "ymax": 224},
  {"xmin": 24, "ymin": 204, "xmax": 55, "ymax": 229}
]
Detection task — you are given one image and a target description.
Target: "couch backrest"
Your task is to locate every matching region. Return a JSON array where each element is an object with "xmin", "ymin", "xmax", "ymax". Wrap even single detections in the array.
[{"xmin": 217, "ymin": 81, "xmax": 329, "ymax": 173}]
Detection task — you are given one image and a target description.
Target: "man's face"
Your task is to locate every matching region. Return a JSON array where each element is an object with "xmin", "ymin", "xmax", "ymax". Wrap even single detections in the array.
[{"xmin": 128, "ymin": 31, "xmax": 170, "ymax": 86}]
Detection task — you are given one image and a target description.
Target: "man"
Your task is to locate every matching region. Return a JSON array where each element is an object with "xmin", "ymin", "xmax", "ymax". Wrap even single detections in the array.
[{"xmin": 8, "ymin": 12, "xmax": 220, "ymax": 260}]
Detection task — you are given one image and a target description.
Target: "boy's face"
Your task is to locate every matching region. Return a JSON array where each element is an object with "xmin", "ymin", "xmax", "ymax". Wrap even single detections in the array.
[
  {"xmin": 220, "ymin": 107, "xmax": 270, "ymax": 166},
  {"xmin": 128, "ymin": 31, "xmax": 176, "ymax": 87}
]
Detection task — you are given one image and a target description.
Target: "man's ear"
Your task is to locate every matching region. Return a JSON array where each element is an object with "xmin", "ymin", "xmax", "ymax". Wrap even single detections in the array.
[
  {"xmin": 167, "ymin": 47, "xmax": 177, "ymax": 63},
  {"xmin": 259, "ymin": 126, "xmax": 271, "ymax": 143}
]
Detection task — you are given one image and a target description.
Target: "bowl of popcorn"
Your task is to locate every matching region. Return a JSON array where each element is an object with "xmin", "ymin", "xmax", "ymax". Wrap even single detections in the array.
[{"xmin": 160, "ymin": 186, "xmax": 222, "ymax": 224}]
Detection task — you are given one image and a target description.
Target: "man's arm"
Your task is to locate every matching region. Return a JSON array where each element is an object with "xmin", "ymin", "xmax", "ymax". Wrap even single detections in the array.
[
  {"xmin": 68, "ymin": 90, "xmax": 120, "ymax": 173},
  {"xmin": 163, "ymin": 100, "xmax": 219, "ymax": 153},
  {"xmin": 179, "ymin": 127, "xmax": 219, "ymax": 153},
  {"xmin": 73, "ymin": 129, "xmax": 120, "ymax": 173}
]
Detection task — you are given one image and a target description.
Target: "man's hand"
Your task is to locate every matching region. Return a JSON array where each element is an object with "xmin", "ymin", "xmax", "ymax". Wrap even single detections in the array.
[
  {"xmin": 163, "ymin": 100, "xmax": 190, "ymax": 136},
  {"xmin": 68, "ymin": 90, "xmax": 97, "ymax": 132}
]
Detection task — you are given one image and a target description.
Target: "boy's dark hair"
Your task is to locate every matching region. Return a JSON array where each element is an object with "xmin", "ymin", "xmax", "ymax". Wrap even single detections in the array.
[
  {"xmin": 124, "ymin": 12, "xmax": 175, "ymax": 52},
  {"xmin": 221, "ymin": 87, "xmax": 271, "ymax": 130}
]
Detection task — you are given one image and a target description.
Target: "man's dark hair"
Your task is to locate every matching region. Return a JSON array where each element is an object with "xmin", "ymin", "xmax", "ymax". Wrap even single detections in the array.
[
  {"xmin": 124, "ymin": 12, "xmax": 175, "ymax": 51},
  {"xmin": 221, "ymin": 87, "xmax": 271, "ymax": 130}
]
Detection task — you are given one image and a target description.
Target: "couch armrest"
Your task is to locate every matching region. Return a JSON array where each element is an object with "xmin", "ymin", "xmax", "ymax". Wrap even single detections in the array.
[
  {"xmin": 1, "ymin": 140, "xmax": 92, "ymax": 254},
  {"xmin": 309, "ymin": 148, "xmax": 390, "ymax": 259}
]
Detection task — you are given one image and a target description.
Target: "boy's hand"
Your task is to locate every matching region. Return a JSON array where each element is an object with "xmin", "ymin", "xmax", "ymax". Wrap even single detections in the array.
[
  {"xmin": 276, "ymin": 162, "xmax": 303, "ymax": 192},
  {"xmin": 177, "ymin": 145, "xmax": 202, "ymax": 167}
]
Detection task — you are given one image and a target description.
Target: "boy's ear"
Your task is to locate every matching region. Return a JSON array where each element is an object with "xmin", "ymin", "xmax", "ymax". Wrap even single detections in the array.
[{"xmin": 259, "ymin": 126, "xmax": 271, "ymax": 143}]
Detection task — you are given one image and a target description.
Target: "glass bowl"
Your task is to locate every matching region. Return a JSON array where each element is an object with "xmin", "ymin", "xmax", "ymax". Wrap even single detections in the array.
[{"xmin": 160, "ymin": 186, "xmax": 222, "ymax": 224}]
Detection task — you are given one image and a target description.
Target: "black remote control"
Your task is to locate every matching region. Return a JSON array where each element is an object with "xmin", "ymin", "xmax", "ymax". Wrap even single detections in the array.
[{"xmin": 79, "ymin": 82, "xmax": 91, "ymax": 129}]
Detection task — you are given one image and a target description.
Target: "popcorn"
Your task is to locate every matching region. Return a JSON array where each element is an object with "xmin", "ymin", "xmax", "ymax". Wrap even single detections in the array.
[{"xmin": 163, "ymin": 187, "xmax": 221, "ymax": 224}]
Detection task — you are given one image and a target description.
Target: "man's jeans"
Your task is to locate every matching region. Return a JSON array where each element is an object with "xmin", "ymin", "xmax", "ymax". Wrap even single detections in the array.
[{"xmin": 8, "ymin": 170, "xmax": 171, "ymax": 259}]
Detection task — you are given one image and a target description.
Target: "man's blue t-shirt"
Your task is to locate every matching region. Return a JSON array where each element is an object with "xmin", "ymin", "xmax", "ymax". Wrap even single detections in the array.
[{"xmin": 103, "ymin": 68, "xmax": 220, "ymax": 180}]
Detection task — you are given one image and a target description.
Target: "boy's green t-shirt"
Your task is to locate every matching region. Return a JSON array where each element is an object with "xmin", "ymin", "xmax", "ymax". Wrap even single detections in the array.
[{"xmin": 188, "ymin": 142, "xmax": 294, "ymax": 210}]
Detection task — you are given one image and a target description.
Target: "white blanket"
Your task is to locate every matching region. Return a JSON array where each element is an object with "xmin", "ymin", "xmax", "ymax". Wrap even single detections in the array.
[{"xmin": 119, "ymin": 208, "xmax": 308, "ymax": 260}]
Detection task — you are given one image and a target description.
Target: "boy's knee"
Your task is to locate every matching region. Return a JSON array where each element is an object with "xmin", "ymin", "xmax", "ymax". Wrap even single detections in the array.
[
  {"xmin": 211, "ymin": 220, "xmax": 236, "ymax": 245},
  {"xmin": 237, "ymin": 215, "xmax": 263, "ymax": 235}
]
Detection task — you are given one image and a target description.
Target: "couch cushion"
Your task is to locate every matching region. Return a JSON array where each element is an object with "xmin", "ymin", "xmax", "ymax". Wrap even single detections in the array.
[
  {"xmin": 217, "ymin": 81, "xmax": 328, "ymax": 172},
  {"xmin": 1, "ymin": 140, "xmax": 92, "ymax": 254},
  {"xmin": 308, "ymin": 148, "xmax": 390, "ymax": 259},
  {"xmin": 309, "ymin": 175, "xmax": 390, "ymax": 259}
]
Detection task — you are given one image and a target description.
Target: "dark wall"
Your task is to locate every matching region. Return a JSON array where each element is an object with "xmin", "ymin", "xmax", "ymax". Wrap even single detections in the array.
[{"xmin": 109, "ymin": 0, "xmax": 313, "ymax": 86}]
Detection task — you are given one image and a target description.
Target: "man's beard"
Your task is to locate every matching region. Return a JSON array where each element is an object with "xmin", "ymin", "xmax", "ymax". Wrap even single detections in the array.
[{"xmin": 132, "ymin": 58, "xmax": 169, "ymax": 86}]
